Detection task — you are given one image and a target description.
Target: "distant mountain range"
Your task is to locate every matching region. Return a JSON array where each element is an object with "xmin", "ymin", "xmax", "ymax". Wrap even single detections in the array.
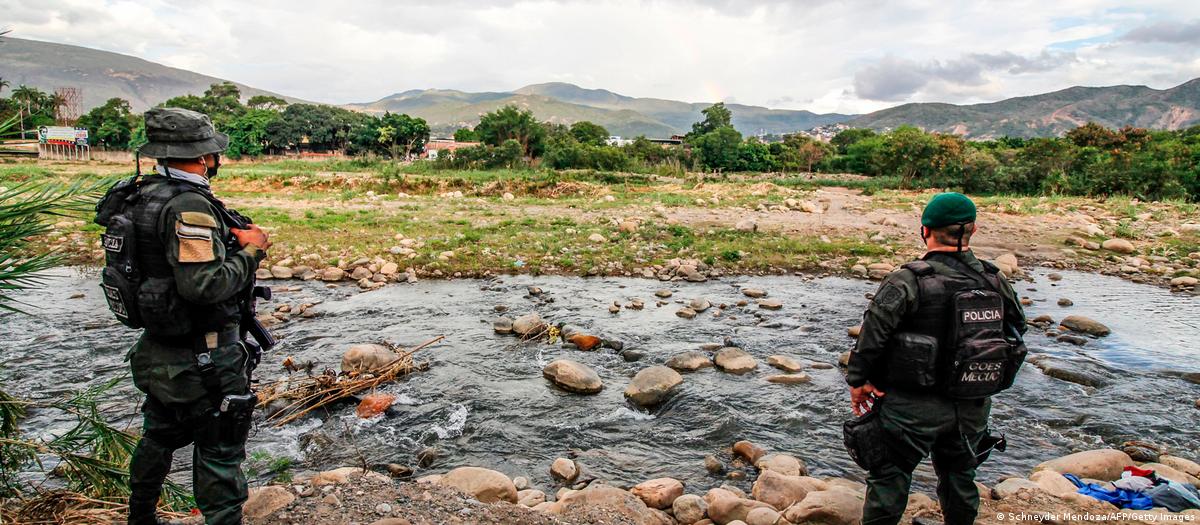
[
  {"xmin": 3, "ymin": 36, "xmax": 1198, "ymax": 139},
  {"xmin": 0, "ymin": 37, "xmax": 302, "ymax": 112},
  {"xmin": 848, "ymin": 79, "xmax": 1200, "ymax": 138}
]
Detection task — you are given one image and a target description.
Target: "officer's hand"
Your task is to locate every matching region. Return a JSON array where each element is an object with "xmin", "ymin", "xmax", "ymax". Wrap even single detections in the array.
[
  {"xmin": 232, "ymin": 224, "xmax": 272, "ymax": 251},
  {"xmin": 850, "ymin": 383, "xmax": 886, "ymax": 416}
]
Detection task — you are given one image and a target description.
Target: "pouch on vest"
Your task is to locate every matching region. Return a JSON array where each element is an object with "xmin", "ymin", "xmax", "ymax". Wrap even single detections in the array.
[
  {"xmin": 137, "ymin": 277, "xmax": 195, "ymax": 337},
  {"xmin": 944, "ymin": 289, "xmax": 1008, "ymax": 399},
  {"xmin": 100, "ymin": 212, "xmax": 143, "ymax": 329},
  {"xmin": 885, "ymin": 332, "xmax": 939, "ymax": 390}
]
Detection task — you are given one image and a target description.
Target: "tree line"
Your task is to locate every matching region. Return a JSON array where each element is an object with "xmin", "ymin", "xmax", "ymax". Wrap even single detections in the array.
[{"xmin": 9, "ymin": 82, "xmax": 1200, "ymax": 201}]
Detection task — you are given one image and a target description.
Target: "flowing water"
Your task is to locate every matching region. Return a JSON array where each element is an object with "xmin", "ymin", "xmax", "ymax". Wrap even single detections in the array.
[{"xmin": 2, "ymin": 268, "xmax": 1198, "ymax": 493}]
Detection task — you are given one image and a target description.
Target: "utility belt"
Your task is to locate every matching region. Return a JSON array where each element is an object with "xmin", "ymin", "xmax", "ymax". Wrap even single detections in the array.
[{"xmin": 146, "ymin": 328, "xmax": 260, "ymax": 416}]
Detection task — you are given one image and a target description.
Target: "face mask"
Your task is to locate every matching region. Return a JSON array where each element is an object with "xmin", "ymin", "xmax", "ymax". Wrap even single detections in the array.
[{"xmin": 206, "ymin": 155, "xmax": 221, "ymax": 178}]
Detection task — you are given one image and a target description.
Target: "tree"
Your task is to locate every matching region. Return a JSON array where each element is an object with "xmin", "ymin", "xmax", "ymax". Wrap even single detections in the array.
[
  {"xmin": 453, "ymin": 127, "xmax": 478, "ymax": 143},
  {"xmin": 569, "ymin": 121, "xmax": 609, "ymax": 146},
  {"xmin": 778, "ymin": 134, "xmax": 833, "ymax": 172},
  {"xmin": 689, "ymin": 102, "xmax": 733, "ymax": 138},
  {"xmin": 1065, "ymin": 122, "xmax": 1123, "ymax": 149},
  {"xmin": 246, "ymin": 95, "xmax": 287, "ymax": 111},
  {"xmin": 376, "ymin": 112, "xmax": 431, "ymax": 159},
  {"xmin": 692, "ymin": 126, "xmax": 743, "ymax": 171},
  {"xmin": 881, "ymin": 126, "xmax": 940, "ymax": 185},
  {"xmin": 224, "ymin": 108, "xmax": 283, "ymax": 158},
  {"xmin": 474, "ymin": 105, "xmax": 545, "ymax": 157},
  {"xmin": 77, "ymin": 98, "xmax": 137, "ymax": 149},
  {"xmin": 830, "ymin": 128, "xmax": 877, "ymax": 154}
]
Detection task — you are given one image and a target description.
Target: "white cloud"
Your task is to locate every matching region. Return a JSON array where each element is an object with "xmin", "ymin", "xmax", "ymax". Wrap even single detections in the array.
[{"xmin": 2, "ymin": 0, "xmax": 1199, "ymax": 114}]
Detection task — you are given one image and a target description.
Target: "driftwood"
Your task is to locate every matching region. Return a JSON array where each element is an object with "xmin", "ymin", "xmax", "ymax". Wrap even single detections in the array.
[
  {"xmin": 1, "ymin": 490, "xmax": 188, "ymax": 525},
  {"xmin": 257, "ymin": 336, "xmax": 443, "ymax": 427}
]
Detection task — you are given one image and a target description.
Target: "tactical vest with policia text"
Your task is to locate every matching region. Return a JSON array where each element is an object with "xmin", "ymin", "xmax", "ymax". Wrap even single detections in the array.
[
  {"xmin": 882, "ymin": 252, "xmax": 1027, "ymax": 399},
  {"xmin": 94, "ymin": 176, "xmax": 241, "ymax": 338}
]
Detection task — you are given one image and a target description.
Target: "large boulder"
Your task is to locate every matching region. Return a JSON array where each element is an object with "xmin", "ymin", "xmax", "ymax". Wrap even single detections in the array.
[
  {"xmin": 1060, "ymin": 315, "xmax": 1111, "ymax": 337},
  {"xmin": 631, "ymin": 477, "xmax": 685, "ymax": 509},
  {"xmin": 1101, "ymin": 238, "xmax": 1135, "ymax": 254},
  {"xmin": 625, "ymin": 366, "xmax": 684, "ymax": 407},
  {"xmin": 1158, "ymin": 455, "xmax": 1200, "ymax": 480},
  {"xmin": 992, "ymin": 477, "xmax": 1043, "ymax": 499},
  {"xmin": 766, "ymin": 355, "xmax": 803, "ymax": 373},
  {"xmin": 437, "ymin": 467, "xmax": 518, "ymax": 503},
  {"xmin": 243, "ymin": 486, "xmax": 295, "ymax": 519},
  {"xmin": 1140, "ymin": 462, "xmax": 1200, "ymax": 485},
  {"xmin": 543, "ymin": 360, "xmax": 603, "ymax": 394},
  {"xmin": 666, "ymin": 351, "xmax": 714, "ymax": 372},
  {"xmin": 781, "ymin": 486, "xmax": 864, "ymax": 525},
  {"xmin": 547, "ymin": 486, "xmax": 669, "ymax": 525},
  {"xmin": 733, "ymin": 440, "xmax": 767, "ymax": 464},
  {"xmin": 1034, "ymin": 449, "xmax": 1134, "ymax": 481},
  {"xmin": 751, "ymin": 470, "xmax": 813, "ymax": 511},
  {"xmin": 755, "ymin": 454, "xmax": 807, "ymax": 477},
  {"xmin": 1027, "ymin": 355, "xmax": 1114, "ymax": 388},
  {"xmin": 714, "ymin": 347, "xmax": 758, "ymax": 374},
  {"xmin": 340, "ymin": 344, "xmax": 396, "ymax": 373},
  {"xmin": 513, "ymin": 313, "xmax": 547, "ymax": 336},
  {"xmin": 746, "ymin": 506, "xmax": 782, "ymax": 525},
  {"xmin": 551, "ymin": 457, "xmax": 579, "ymax": 483},
  {"xmin": 706, "ymin": 493, "xmax": 772, "ymax": 525},
  {"xmin": 1030, "ymin": 469, "xmax": 1079, "ymax": 498},
  {"xmin": 672, "ymin": 494, "xmax": 708, "ymax": 524}
]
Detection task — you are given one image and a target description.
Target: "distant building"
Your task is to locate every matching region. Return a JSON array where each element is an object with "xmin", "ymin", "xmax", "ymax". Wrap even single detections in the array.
[
  {"xmin": 606, "ymin": 136, "xmax": 633, "ymax": 146},
  {"xmin": 607, "ymin": 135, "xmax": 683, "ymax": 147},
  {"xmin": 423, "ymin": 138, "xmax": 479, "ymax": 159}
]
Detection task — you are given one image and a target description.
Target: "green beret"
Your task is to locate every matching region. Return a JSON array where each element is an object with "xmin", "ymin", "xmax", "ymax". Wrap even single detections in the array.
[{"xmin": 921, "ymin": 192, "xmax": 977, "ymax": 228}]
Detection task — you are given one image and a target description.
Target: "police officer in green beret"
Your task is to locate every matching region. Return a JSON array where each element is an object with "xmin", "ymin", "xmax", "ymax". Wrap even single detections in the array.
[
  {"xmin": 847, "ymin": 193, "xmax": 1027, "ymax": 525},
  {"xmin": 107, "ymin": 107, "xmax": 271, "ymax": 525}
]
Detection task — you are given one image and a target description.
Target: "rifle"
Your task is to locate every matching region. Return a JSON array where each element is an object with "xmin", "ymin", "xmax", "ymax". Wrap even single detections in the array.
[{"xmin": 212, "ymin": 203, "xmax": 277, "ymax": 358}]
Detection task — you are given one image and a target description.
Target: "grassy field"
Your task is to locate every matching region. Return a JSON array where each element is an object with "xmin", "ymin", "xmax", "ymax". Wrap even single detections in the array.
[{"xmin": 7, "ymin": 157, "xmax": 1199, "ymax": 284}]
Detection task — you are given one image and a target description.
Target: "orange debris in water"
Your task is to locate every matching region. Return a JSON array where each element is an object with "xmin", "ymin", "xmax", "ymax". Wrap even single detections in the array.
[
  {"xmin": 355, "ymin": 393, "xmax": 396, "ymax": 418},
  {"xmin": 568, "ymin": 334, "xmax": 602, "ymax": 351}
]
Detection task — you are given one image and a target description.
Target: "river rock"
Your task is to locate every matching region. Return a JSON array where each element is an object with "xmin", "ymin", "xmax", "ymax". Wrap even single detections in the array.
[
  {"xmin": 551, "ymin": 457, "xmax": 578, "ymax": 483},
  {"xmin": 745, "ymin": 507, "xmax": 781, "ymax": 525},
  {"xmin": 655, "ymin": 289, "xmax": 673, "ymax": 298},
  {"xmin": 690, "ymin": 297, "xmax": 712, "ymax": 312},
  {"xmin": 518, "ymin": 489, "xmax": 546, "ymax": 507},
  {"xmin": 742, "ymin": 288, "xmax": 768, "ymax": 298},
  {"xmin": 1060, "ymin": 315, "xmax": 1111, "ymax": 336},
  {"xmin": 995, "ymin": 253, "xmax": 1019, "ymax": 276},
  {"xmin": 838, "ymin": 351, "xmax": 851, "ymax": 367},
  {"xmin": 493, "ymin": 317, "xmax": 514, "ymax": 334},
  {"xmin": 311, "ymin": 466, "xmax": 390, "ymax": 486},
  {"xmin": 1030, "ymin": 470, "xmax": 1078, "ymax": 497},
  {"xmin": 547, "ymin": 486, "xmax": 667, "ymax": 525},
  {"xmin": 568, "ymin": 334, "xmax": 603, "ymax": 351},
  {"xmin": 757, "ymin": 299, "xmax": 783, "ymax": 310},
  {"xmin": 755, "ymin": 454, "xmax": 807, "ymax": 477},
  {"xmin": 707, "ymin": 493, "xmax": 772, "ymax": 525},
  {"xmin": 270, "ymin": 265, "xmax": 294, "ymax": 279},
  {"xmin": 625, "ymin": 366, "xmax": 684, "ymax": 407},
  {"xmin": 867, "ymin": 262, "xmax": 894, "ymax": 280},
  {"xmin": 1159, "ymin": 455, "xmax": 1200, "ymax": 480},
  {"xmin": 632, "ymin": 477, "xmax": 685, "ymax": 509},
  {"xmin": 677, "ymin": 308, "xmax": 698, "ymax": 319},
  {"xmin": 1141, "ymin": 462, "xmax": 1200, "ymax": 485},
  {"xmin": 667, "ymin": 351, "xmax": 715, "ymax": 372},
  {"xmin": 1048, "ymin": 273, "xmax": 1063, "ymax": 281},
  {"xmin": 714, "ymin": 347, "xmax": 757, "ymax": 374},
  {"xmin": 1028, "ymin": 355, "xmax": 1114, "ymax": 388},
  {"xmin": 847, "ymin": 325, "xmax": 862, "ymax": 338},
  {"xmin": 379, "ymin": 262, "xmax": 399, "ymax": 276},
  {"xmin": 766, "ymin": 355, "xmax": 803, "ymax": 373},
  {"xmin": 320, "ymin": 267, "xmax": 346, "ymax": 281},
  {"xmin": 350, "ymin": 267, "xmax": 373, "ymax": 280},
  {"xmin": 766, "ymin": 374, "xmax": 811, "ymax": 384},
  {"xmin": 992, "ymin": 477, "xmax": 1042, "ymax": 499},
  {"xmin": 438, "ymin": 467, "xmax": 518, "ymax": 503},
  {"xmin": 1034, "ymin": 449, "xmax": 1135, "ymax": 481},
  {"xmin": 513, "ymin": 313, "xmax": 547, "ymax": 336},
  {"xmin": 751, "ymin": 470, "xmax": 813, "ymax": 511},
  {"xmin": 543, "ymin": 360, "xmax": 603, "ymax": 394},
  {"xmin": 1057, "ymin": 298, "xmax": 1073, "ymax": 307},
  {"xmin": 781, "ymin": 486, "xmax": 864, "ymax": 525},
  {"xmin": 340, "ymin": 344, "xmax": 396, "ymax": 373},
  {"xmin": 255, "ymin": 268, "xmax": 273, "ymax": 280},
  {"xmin": 673, "ymin": 494, "xmax": 708, "ymax": 524},
  {"xmin": 1171, "ymin": 276, "xmax": 1199, "ymax": 287},
  {"xmin": 1101, "ymin": 238, "xmax": 1136, "ymax": 254},
  {"xmin": 704, "ymin": 454, "xmax": 725, "ymax": 474},
  {"xmin": 733, "ymin": 440, "xmax": 767, "ymax": 464},
  {"xmin": 243, "ymin": 486, "xmax": 295, "ymax": 519}
]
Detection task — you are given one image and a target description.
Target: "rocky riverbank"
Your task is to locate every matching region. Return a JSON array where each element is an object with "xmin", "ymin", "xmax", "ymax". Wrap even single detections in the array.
[{"xmin": 230, "ymin": 444, "xmax": 1200, "ymax": 525}]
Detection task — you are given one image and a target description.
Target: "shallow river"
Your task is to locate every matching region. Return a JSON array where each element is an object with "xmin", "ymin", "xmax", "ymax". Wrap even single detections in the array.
[{"xmin": 2, "ymin": 268, "xmax": 1198, "ymax": 493}]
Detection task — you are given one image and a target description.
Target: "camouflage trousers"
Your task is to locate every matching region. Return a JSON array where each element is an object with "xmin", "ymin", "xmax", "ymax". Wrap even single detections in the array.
[
  {"xmin": 862, "ymin": 389, "xmax": 991, "ymax": 525},
  {"xmin": 128, "ymin": 395, "xmax": 250, "ymax": 525}
]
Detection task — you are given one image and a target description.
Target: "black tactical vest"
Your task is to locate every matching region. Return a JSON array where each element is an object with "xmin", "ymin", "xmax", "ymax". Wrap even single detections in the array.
[
  {"xmin": 882, "ymin": 252, "xmax": 1026, "ymax": 399},
  {"xmin": 97, "ymin": 177, "xmax": 241, "ymax": 338}
]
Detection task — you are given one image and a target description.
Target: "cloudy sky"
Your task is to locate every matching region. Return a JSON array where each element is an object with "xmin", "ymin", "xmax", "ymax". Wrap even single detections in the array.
[{"xmin": 4, "ymin": 0, "xmax": 1200, "ymax": 113}]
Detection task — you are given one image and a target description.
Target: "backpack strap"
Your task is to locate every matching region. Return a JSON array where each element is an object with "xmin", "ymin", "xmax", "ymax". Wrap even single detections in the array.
[
  {"xmin": 902, "ymin": 260, "xmax": 935, "ymax": 276},
  {"xmin": 901, "ymin": 260, "xmax": 941, "ymax": 309}
]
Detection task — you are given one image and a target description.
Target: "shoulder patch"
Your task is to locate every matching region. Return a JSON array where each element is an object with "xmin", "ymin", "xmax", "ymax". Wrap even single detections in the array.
[
  {"xmin": 179, "ymin": 211, "xmax": 219, "ymax": 228},
  {"xmin": 176, "ymin": 219, "xmax": 216, "ymax": 263},
  {"xmin": 873, "ymin": 283, "xmax": 905, "ymax": 310}
]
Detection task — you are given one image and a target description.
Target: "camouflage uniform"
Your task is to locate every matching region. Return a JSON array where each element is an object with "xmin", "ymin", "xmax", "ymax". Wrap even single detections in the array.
[
  {"xmin": 847, "ymin": 250, "xmax": 1026, "ymax": 525},
  {"xmin": 124, "ymin": 108, "xmax": 265, "ymax": 525}
]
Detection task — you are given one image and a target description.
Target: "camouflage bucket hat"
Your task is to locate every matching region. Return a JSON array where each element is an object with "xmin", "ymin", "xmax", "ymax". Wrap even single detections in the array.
[{"xmin": 136, "ymin": 107, "xmax": 229, "ymax": 159}]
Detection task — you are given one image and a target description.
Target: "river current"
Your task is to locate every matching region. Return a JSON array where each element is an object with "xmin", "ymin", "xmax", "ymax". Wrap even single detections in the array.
[{"xmin": 1, "ymin": 268, "xmax": 1197, "ymax": 493}]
